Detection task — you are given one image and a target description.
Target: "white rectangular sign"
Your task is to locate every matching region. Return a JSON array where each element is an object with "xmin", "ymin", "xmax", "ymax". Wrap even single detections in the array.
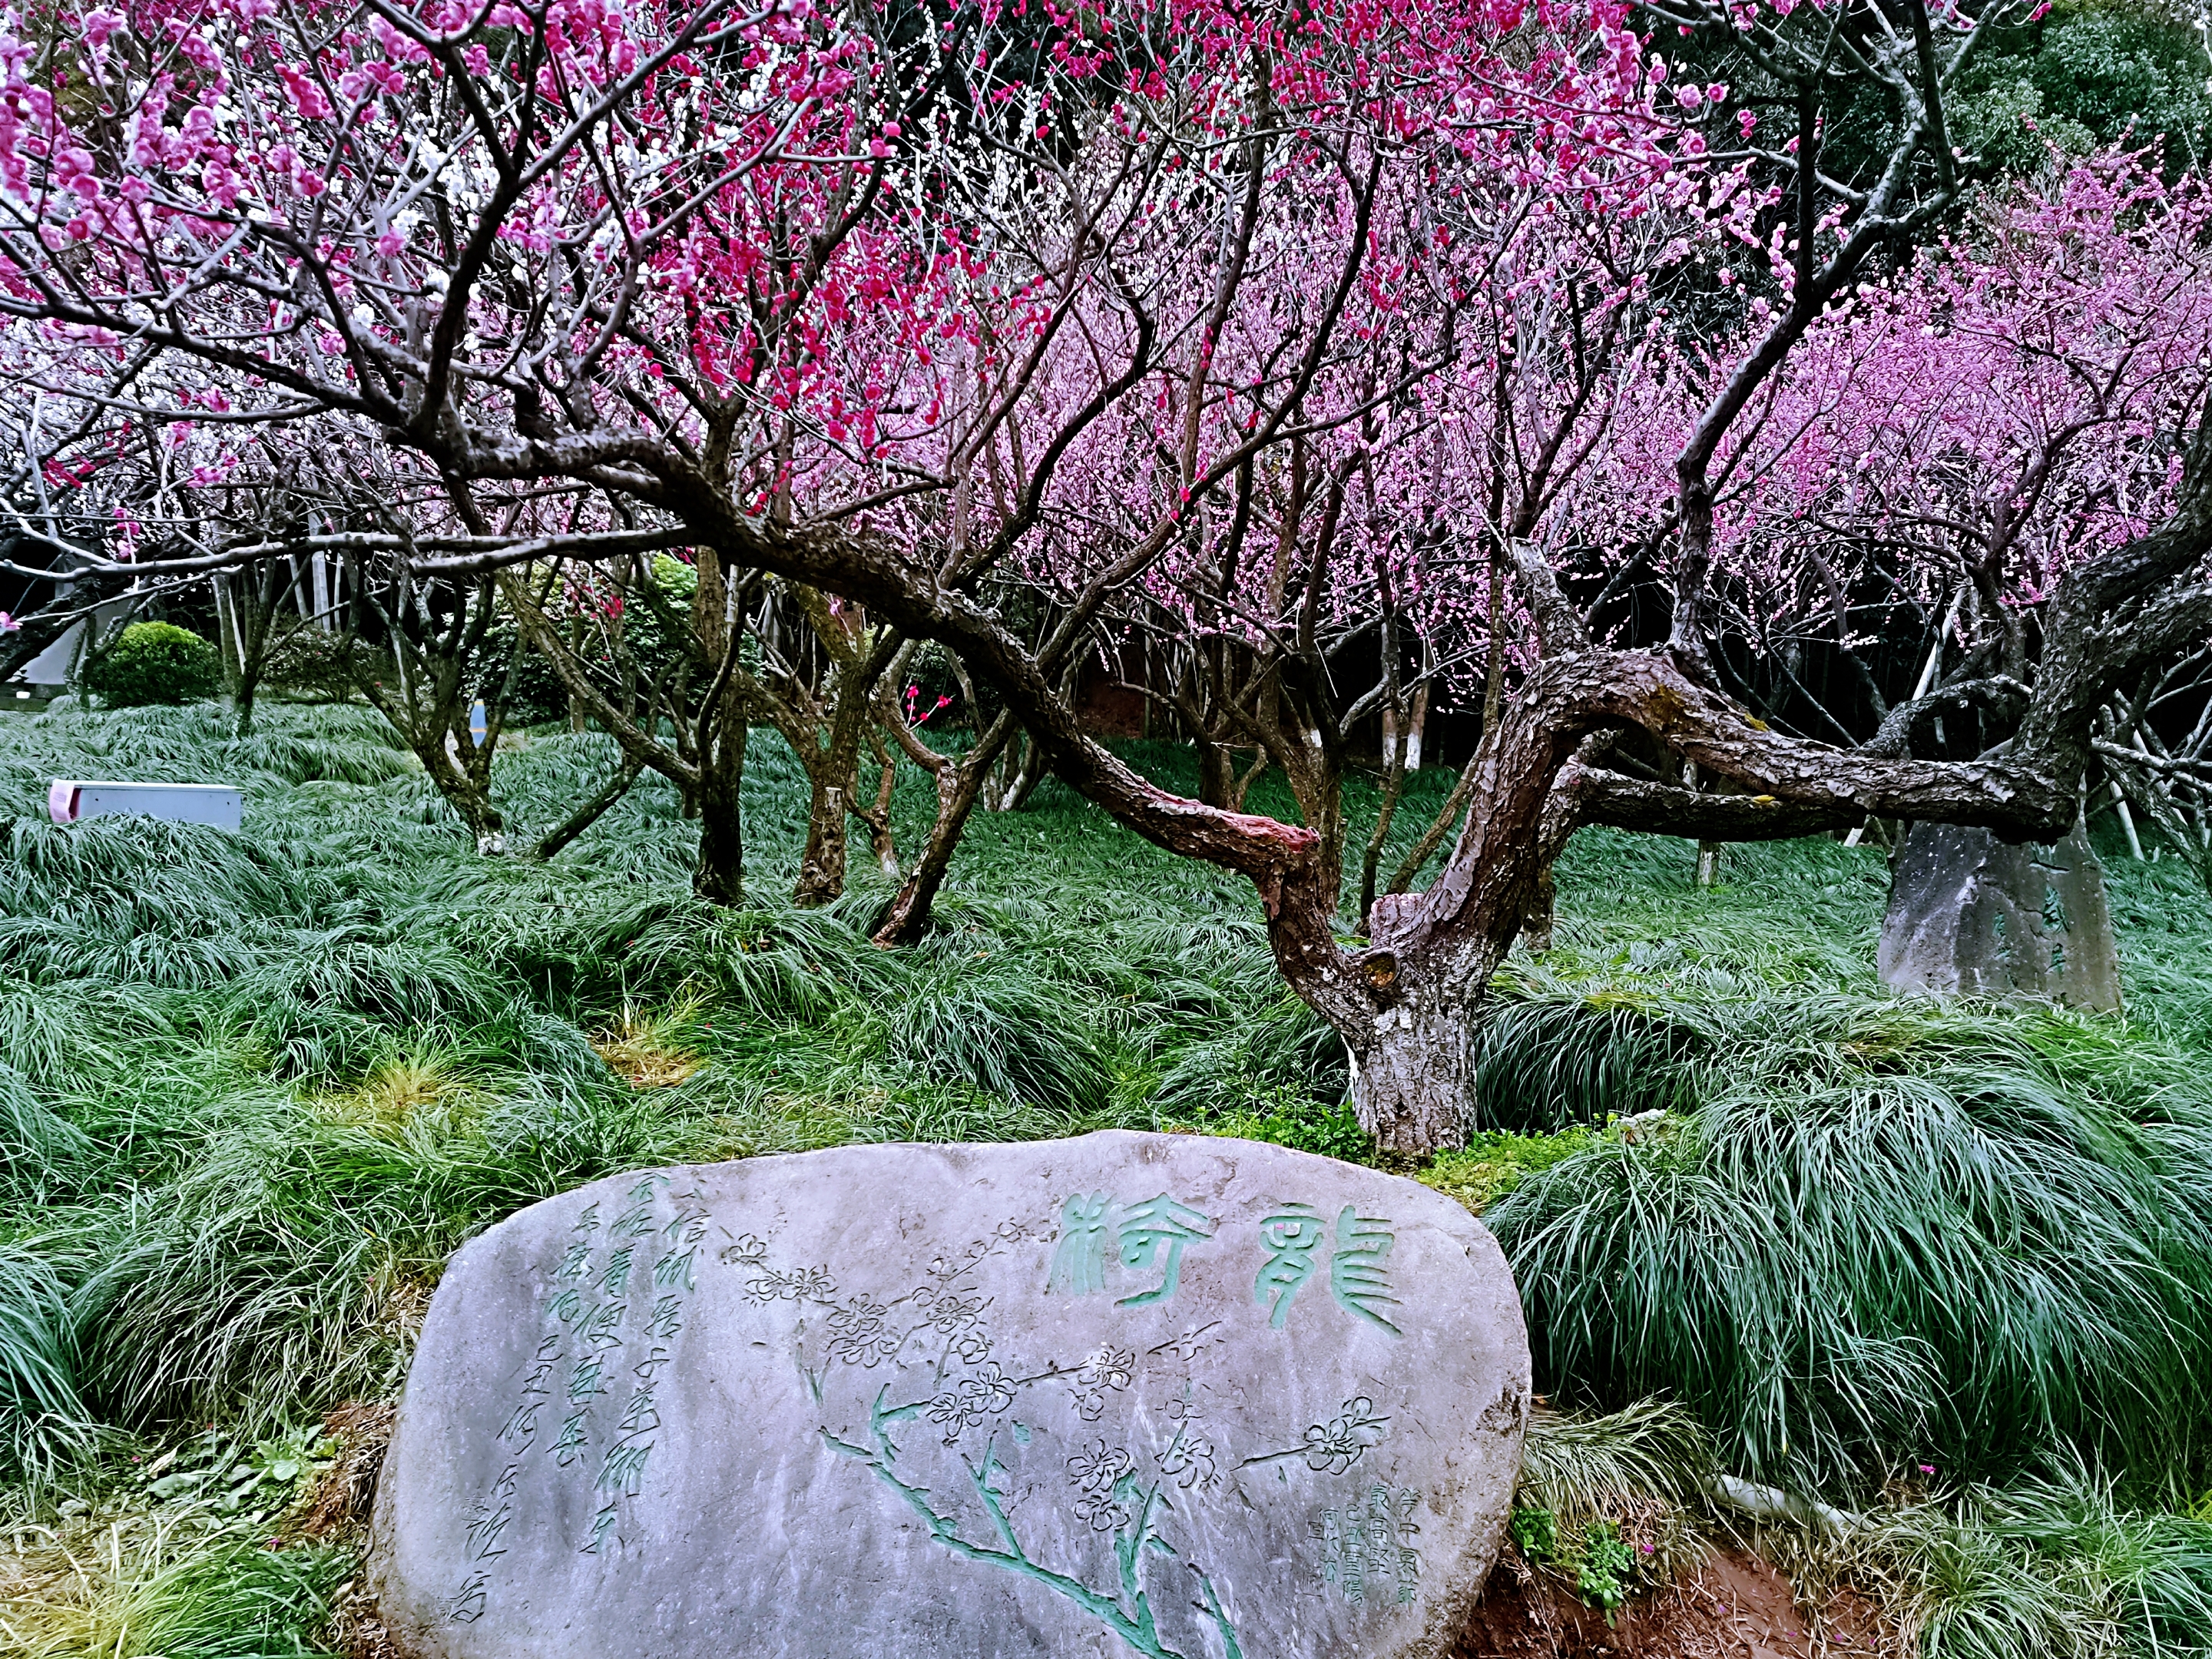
[{"xmin": 48, "ymin": 780, "xmax": 243, "ymax": 831}]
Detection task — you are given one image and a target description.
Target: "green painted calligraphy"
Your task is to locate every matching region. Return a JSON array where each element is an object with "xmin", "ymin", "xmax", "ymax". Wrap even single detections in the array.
[
  {"xmin": 553, "ymin": 1241, "xmax": 593, "ymax": 1281},
  {"xmin": 567, "ymin": 1356, "xmax": 608, "ymax": 1403},
  {"xmin": 465, "ymin": 1498, "xmax": 513, "ymax": 1561},
  {"xmin": 1249, "ymin": 1203, "xmax": 1402, "ymax": 1336},
  {"xmin": 647, "ymin": 1295, "xmax": 684, "ymax": 1339},
  {"xmin": 1253, "ymin": 1204, "xmax": 1325, "ymax": 1327},
  {"xmin": 1330, "ymin": 1208, "xmax": 1402, "ymax": 1336},
  {"xmin": 1115, "ymin": 1195, "xmax": 1214, "ymax": 1306},
  {"xmin": 596, "ymin": 1247, "xmax": 635, "ymax": 1295},
  {"xmin": 652, "ymin": 1246, "xmax": 697, "ymax": 1292},
  {"xmin": 550, "ymin": 1411, "xmax": 588, "ymax": 1468},
  {"xmin": 597, "ymin": 1439, "xmax": 653, "ymax": 1497},
  {"xmin": 609, "ymin": 1175, "xmax": 667, "ymax": 1239},
  {"xmin": 1050, "ymin": 1192, "xmax": 1112, "ymax": 1295},
  {"xmin": 463, "ymin": 1465, "xmax": 519, "ymax": 1561},
  {"xmin": 496, "ymin": 1398, "xmax": 544, "ymax": 1445},
  {"xmin": 608, "ymin": 1176, "xmax": 665, "ymax": 1242},
  {"xmin": 582, "ymin": 1302, "xmax": 626, "ymax": 1351},
  {"xmin": 580, "ymin": 1504, "xmax": 618, "ymax": 1555},
  {"xmin": 1051, "ymin": 1192, "xmax": 1216, "ymax": 1304},
  {"xmin": 614, "ymin": 1382, "xmax": 660, "ymax": 1438},
  {"xmin": 516, "ymin": 1336, "xmax": 561, "ymax": 1399}
]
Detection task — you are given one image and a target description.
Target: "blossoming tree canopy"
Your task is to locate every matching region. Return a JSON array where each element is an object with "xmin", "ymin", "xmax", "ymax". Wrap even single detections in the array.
[
  {"xmin": 0, "ymin": 0, "xmax": 1671, "ymax": 539},
  {"xmin": 3, "ymin": 0, "xmax": 931, "ymax": 515},
  {"xmin": 1577, "ymin": 153, "xmax": 2211, "ymax": 742}
]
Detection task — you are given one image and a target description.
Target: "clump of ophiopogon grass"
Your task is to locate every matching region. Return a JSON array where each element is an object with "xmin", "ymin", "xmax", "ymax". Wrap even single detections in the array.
[
  {"xmin": 1487, "ymin": 987, "xmax": 2212, "ymax": 1505},
  {"xmin": 591, "ymin": 1002, "xmax": 706, "ymax": 1091},
  {"xmin": 1747, "ymin": 1457, "xmax": 2212, "ymax": 1659},
  {"xmin": 0, "ymin": 1424, "xmax": 355, "ymax": 1659}
]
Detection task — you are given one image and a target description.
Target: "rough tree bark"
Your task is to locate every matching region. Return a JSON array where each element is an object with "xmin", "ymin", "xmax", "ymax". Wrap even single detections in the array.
[
  {"xmin": 759, "ymin": 587, "xmax": 902, "ymax": 908},
  {"xmin": 214, "ymin": 559, "xmax": 303, "ymax": 737}
]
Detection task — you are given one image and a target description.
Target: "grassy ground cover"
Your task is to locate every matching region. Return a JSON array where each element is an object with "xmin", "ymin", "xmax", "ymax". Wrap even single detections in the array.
[{"xmin": 0, "ymin": 700, "xmax": 2208, "ymax": 1657}]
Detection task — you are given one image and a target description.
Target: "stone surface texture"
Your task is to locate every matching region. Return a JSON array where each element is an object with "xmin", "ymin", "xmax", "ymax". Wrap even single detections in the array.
[
  {"xmin": 1878, "ymin": 819, "xmax": 2121, "ymax": 1011},
  {"xmin": 369, "ymin": 1131, "xmax": 1530, "ymax": 1659}
]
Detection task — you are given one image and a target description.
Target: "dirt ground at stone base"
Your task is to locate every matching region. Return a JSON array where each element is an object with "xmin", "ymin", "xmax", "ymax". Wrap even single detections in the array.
[{"xmin": 1452, "ymin": 1545, "xmax": 1903, "ymax": 1659}]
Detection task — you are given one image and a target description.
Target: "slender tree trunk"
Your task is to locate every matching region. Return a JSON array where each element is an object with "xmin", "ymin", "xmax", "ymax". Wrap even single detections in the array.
[
  {"xmin": 1359, "ymin": 761, "xmax": 1406, "ymax": 931},
  {"xmin": 566, "ymin": 612, "xmax": 588, "ymax": 732},
  {"xmin": 873, "ymin": 714, "xmax": 1020, "ymax": 945},
  {"xmin": 410, "ymin": 740, "xmax": 506, "ymax": 853},
  {"xmin": 858, "ymin": 743, "xmax": 900, "ymax": 878},
  {"xmin": 793, "ymin": 771, "xmax": 850, "ymax": 906},
  {"xmin": 234, "ymin": 660, "xmax": 263, "ymax": 738},
  {"xmin": 537, "ymin": 757, "xmax": 644, "ymax": 860},
  {"xmin": 695, "ymin": 722, "xmax": 747, "ymax": 905},
  {"xmin": 992, "ymin": 734, "xmax": 1048, "ymax": 812},
  {"xmin": 1694, "ymin": 841, "xmax": 1722, "ymax": 888},
  {"xmin": 873, "ymin": 762, "xmax": 988, "ymax": 945},
  {"xmin": 1402, "ymin": 684, "xmax": 1429, "ymax": 771},
  {"xmin": 225, "ymin": 561, "xmax": 293, "ymax": 737},
  {"xmin": 784, "ymin": 623, "xmax": 901, "ymax": 906},
  {"xmin": 691, "ymin": 549, "xmax": 749, "ymax": 907},
  {"xmin": 214, "ymin": 574, "xmax": 243, "ymax": 703},
  {"xmin": 1196, "ymin": 735, "xmax": 1236, "ymax": 810}
]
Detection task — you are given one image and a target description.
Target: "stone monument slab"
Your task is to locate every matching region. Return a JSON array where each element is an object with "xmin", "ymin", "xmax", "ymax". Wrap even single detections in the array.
[
  {"xmin": 369, "ymin": 1131, "xmax": 1530, "ymax": 1659},
  {"xmin": 1878, "ymin": 818, "xmax": 2120, "ymax": 1010}
]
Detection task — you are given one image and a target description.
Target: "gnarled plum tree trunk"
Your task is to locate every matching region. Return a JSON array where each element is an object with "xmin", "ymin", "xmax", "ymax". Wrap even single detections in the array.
[
  {"xmin": 793, "ymin": 776, "xmax": 849, "ymax": 907},
  {"xmin": 694, "ymin": 724, "xmax": 747, "ymax": 906},
  {"xmin": 353, "ymin": 570, "xmax": 510, "ymax": 855},
  {"xmin": 689, "ymin": 550, "xmax": 750, "ymax": 907},
  {"xmin": 785, "ymin": 629, "xmax": 899, "ymax": 907},
  {"xmin": 1349, "ymin": 986, "xmax": 1482, "ymax": 1155}
]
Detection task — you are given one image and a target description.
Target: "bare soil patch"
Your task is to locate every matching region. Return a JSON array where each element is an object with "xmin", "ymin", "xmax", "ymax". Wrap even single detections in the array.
[{"xmin": 1453, "ymin": 1546, "xmax": 1901, "ymax": 1659}]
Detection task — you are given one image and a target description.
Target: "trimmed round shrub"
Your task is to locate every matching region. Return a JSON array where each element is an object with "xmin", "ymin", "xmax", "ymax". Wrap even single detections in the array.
[{"xmin": 84, "ymin": 621, "xmax": 223, "ymax": 707}]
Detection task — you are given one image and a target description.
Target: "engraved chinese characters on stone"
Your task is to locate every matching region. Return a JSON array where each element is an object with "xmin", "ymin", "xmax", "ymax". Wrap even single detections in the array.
[
  {"xmin": 1257, "ymin": 1202, "xmax": 1403, "ymax": 1335},
  {"xmin": 1049, "ymin": 1189, "xmax": 1216, "ymax": 1305},
  {"xmin": 372, "ymin": 1131, "xmax": 1530, "ymax": 1659},
  {"xmin": 1316, "ymin": 1485, "xmax": 1425, "ymax": 1607},
  {"xmin": 439, "ymin": 1173, "xmax": 709, "ymax": 1621}
]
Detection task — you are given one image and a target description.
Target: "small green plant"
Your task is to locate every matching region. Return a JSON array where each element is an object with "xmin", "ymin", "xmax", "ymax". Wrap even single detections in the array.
[
  {"xmin": 1509, "ymin": 1505, "xmax": 1560, "ymax": 1561},
  {"xmin": 127, "ymin": 1425, "xmax": 331, "ymax": 1525},
  {"xmin": 1421, "ymin": 1124, "xmax": 1604, "ymax": 1213},
  {"xmin": 1511, "ymin": 1504, "xmax": 1648, "ymax": 1624},
  {"xmin": 1575, "ymin": 1520, "xmax": 1635, "ymax": 1618},
  {"xmin": 84, "ymin": 621, "xmax": 223, "ymax": 707},
  {"xmin": 1212, "ymin": 1085, "xmax": 1371, "ymax": 1161}
]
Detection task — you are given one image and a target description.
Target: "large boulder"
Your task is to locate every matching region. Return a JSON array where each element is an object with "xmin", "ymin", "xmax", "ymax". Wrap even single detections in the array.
[
  {"xmin": 1878, "ymin": 819, "xmax": 2121, "ymax": 1011},
  {"xmin": 369, "ymin": 1131, "xmax": 1530, "ymax": 1659}
]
